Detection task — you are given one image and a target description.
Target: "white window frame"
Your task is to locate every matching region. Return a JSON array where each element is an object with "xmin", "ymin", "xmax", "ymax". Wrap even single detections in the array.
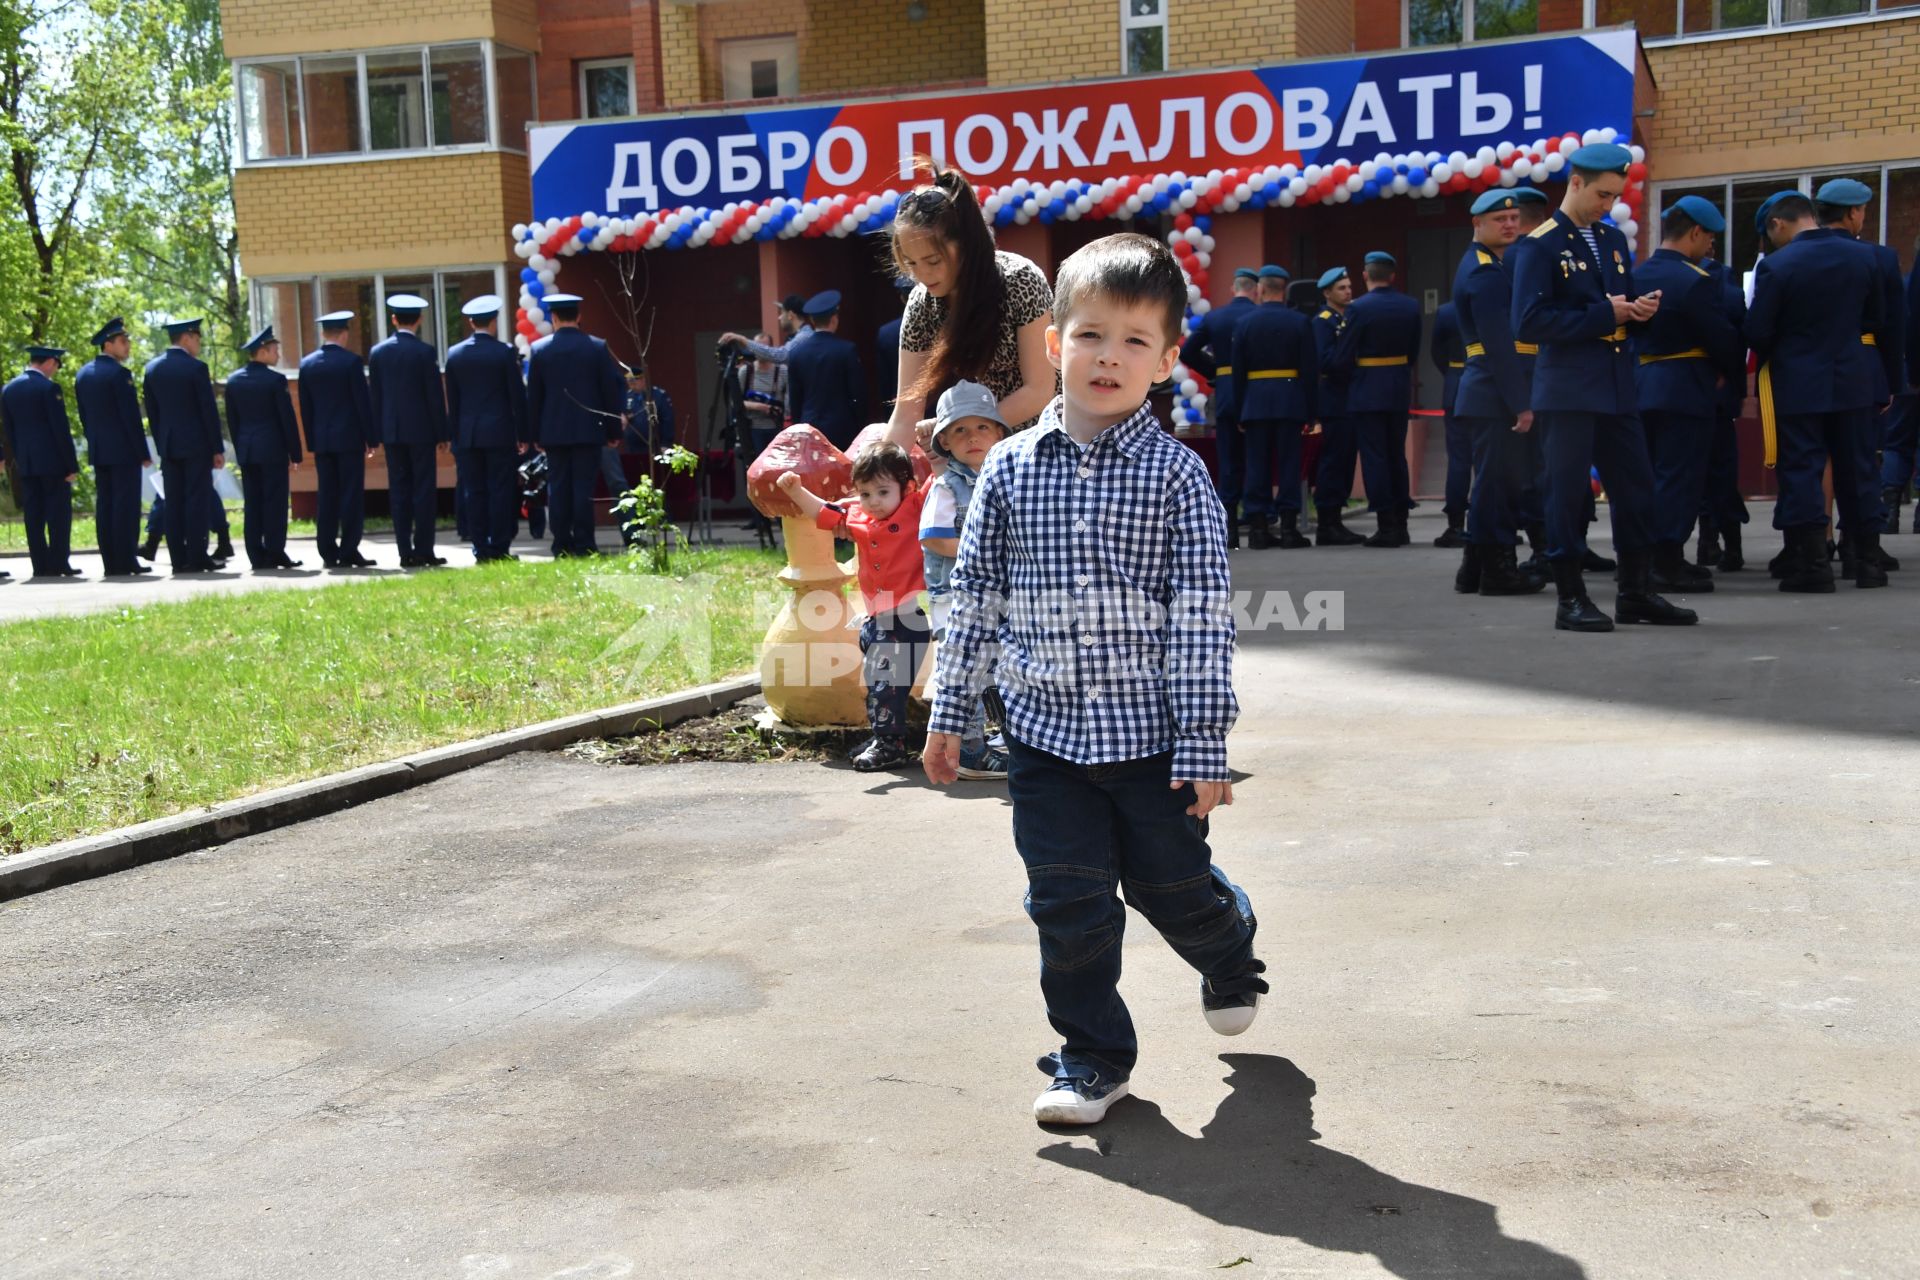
[
  {"xmin": 1402, "ymin": 0, "xmax": 1544, "ymax": 45},
  {"xmin": 253, "ymin": 265, "xmax": 510, "ymax": 370},
  {"xmin": 232, "ymin": 40, "xmax": 534, "ymax": 167},
  {"xmin": 1633, "ymin": 0, "xmax": 1920, "ymax": 45},
  {"xmin": 1120, "ymin": 0, "xmax": 1169, "ymax": 74},
  {"xmin": 578, "ymin": 56, "xmax": 636, "ymax": 120},
  {"xmin": 718, "ymin": 36, "xmax": 798, "ymax": 101},
  {"xmin": 1648, "ymin": 159, "xmax": 1920, "ymax": 259}
]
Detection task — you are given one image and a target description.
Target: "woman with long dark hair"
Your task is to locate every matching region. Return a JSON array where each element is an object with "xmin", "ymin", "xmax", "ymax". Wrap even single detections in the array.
[{"xmin": 887, "ymin": 164, "xmax": 1057, "ymax": 433}]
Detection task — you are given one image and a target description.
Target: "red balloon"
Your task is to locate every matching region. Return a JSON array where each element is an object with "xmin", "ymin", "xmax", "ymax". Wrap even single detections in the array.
[{"xmin": 1174, "ymin": 212, "xmax": 1194, "ymax": 231}]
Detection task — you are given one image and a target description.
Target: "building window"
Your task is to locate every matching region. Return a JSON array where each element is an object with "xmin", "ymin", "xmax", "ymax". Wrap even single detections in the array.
[
  {"xmin": 233, "ymin": 42, "xmax": 532, "ymax": 164},
  {"xmin": 1649, "ymin": 162, "xmax": 1920, "ymax": 278},
  {"xmin": 253, "ymin": 266, "xmax": 509, "ymax": 369},
  {"xmin": 1622, "ymin": 0, "xmax": 1917, "ymax": 41},
  {"xmin": 580, "ymin": 57, "xmax": 634, "ymax": 119},
  {"xmin": 1122, "ymin": 0, "xmax": 1167, "ymax": 73},
  {"xmin": 720, "ymin": 36, "xmax": 797, "ymax": 101},
  {"xmin": 1406, "ymin": 0, "xmax": 1538, "ymax": 44}
]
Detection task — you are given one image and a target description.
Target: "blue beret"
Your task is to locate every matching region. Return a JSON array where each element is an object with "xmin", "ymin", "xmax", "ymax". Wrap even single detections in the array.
[
  {"xmin": 90, "ymin": 317, "xmax": 126, "ymax": 346},
  {"xmin": 1317, "ymin": 267, "xmax": 1348, "ymax": 289},
  {"xmin": 241, "ymin": 326, "xmax": 277, "ymax": 352},
  {"xmin": 1470, "ymin": 190, "xmax": 1523, "ymax": 216},
  {"xmin": 1814, "ymin": 177, "xmax": 1873, "ymax": 207},
  {"xmin": 164, "ymin": 317, "xmax": 202, "ymax": 338},
  {"xmin": 26, "ymin": 344, "xmax": 66, "ymax": 361},
  {"xmin": 1753, "ymin": 190, "xmax": 1800, "ymax": 236},
  {"xmin": 1568, "ymin": 143, "xmax": 1632, "ymax": 173},
  {"xmin": 1666, "ymin": 195, "xmax": 1725, "ymax": 233},
  {"xmin": 1512, "ymin": 187, "xmax": 1548, "ymax": 205},
  {"xmin": 1363, "ymin": 251, "xmax": 1395, "ymax": 267},
  {"xmin": 803, "ymin": 290, "xmax": 842, "ymax": 317},
  {"xmin": 1258, "ymin": 264, "xmax": 1290, "ymax": 280},
  {"xmin": 1232, "ymin": 267, "xmax": 1258, "ymax": 281}
]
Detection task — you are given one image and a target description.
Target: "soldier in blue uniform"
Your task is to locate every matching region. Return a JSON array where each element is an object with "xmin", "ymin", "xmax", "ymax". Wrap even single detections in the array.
[
  {"xmin": 527, "ymin": 292, "xmax": 627, "ymax": 557},
  {"xmin": 299, "ymin": 311, "xmax": 378, "ymax": 568},
  {"xmin": 1180, "ymin": 266, "xmax": 1258, "ymax": 546},
  {"xmin": 143, "ymin": 318, "xmax": 226, "ymax": 575},
  {"xmin": 1429, "ymin": 299, "xmax": 1469, "ymax": 547},
  {"xmin": 1311, "ymin": 266, "xmax": 1364, "ymax": 545},
  {"xmin": 784, "ymin": 290, "xmax": 866, "ymax": 451},
  {"xmin": 876, "ymin": 275, "xmax": 912, "ymax": 410},
  {"xmin": 1632, "ymin": 194, "xmax": 1744, "ymax": 594},
  {"xmin": 225, "ymin": 325, "xmax": 305, "ymax": 570},
  {"xmin": 369, "ymin": 293, "xmax": 451, "ymax": 568},
  {"xmin": 1451, "ymin": 188, "xmax": 1548, "ymax": 597},
  {"xmin": 446, "ymin": 295, "xmax": 530, "ymax": 561},
  {"xmin": 1880, "ymin": 250, "xmax": 1920, "ymax": 533},
  {"xmin": 1, "ymin": 345, "xmax": 81, "ymax": 579},
  {"xmin": 1332, "ymin": 251, "xmax": 1422, "ymax": 547},
  {"xmin": 1693, "ymin": 256, "xmax": 1750, "ymax": 571},
  {"xmin": 1814, "ymin": 177, "xmax": 1903, "ymax": 578},
  {"xmin": 1233, "ymin": 265, "xmax": 1318, "ymax": 549},
  {"xmin": 1510, "ymin": 142, "xmax": 1695, "ymax": 631},
  {"xmin": 73, "ymin": 318, "xmax": 153, "ymax": 576},
  {"xmin": 1746, "ymin": 189, "xmax": 1885, "ymax": 591},
  {"xmin": 623, "ymin": 359, "xmax": 676, "ymax": 462}
]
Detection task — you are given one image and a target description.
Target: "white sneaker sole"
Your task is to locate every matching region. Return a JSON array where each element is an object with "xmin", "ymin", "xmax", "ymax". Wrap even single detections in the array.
[
  {"xmin": 1033, "ymin": 1080, "xmax": 1130, "ymax": 1125},
  {"xmin": 954, "ymin": 765, "xmax": 1008, "ymax": 780},
  {"xmin": 1204, "ymin": 995, "xmax": 1259, "ymax": 1036}
]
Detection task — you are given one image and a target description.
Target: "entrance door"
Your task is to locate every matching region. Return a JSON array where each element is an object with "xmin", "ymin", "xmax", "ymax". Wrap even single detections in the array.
[{"xmin": 1407, "ymin": 224, "xmax": 1473, "ymax": 500}]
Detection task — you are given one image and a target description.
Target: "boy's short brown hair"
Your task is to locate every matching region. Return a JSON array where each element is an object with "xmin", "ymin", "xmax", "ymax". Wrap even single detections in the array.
[
  {"xmin": 850, "ymin": 440, "xmax": 916, "ymax": 490},
  {"xmin": 1051, "ymin": 233, "xmax": 1188, "ymax": 349}
]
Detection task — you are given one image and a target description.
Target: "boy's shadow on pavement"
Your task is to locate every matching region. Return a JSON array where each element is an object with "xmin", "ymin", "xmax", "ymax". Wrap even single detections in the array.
[{"xmin": 1038, "ymin": 1054, "xmax": 1588, "ymax": 1280}]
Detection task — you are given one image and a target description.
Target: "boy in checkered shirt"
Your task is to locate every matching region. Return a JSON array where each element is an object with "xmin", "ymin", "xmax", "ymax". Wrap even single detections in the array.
[{"xmin": 924, "ymin": 233, "xmax": 1264, "ymax": 1126}]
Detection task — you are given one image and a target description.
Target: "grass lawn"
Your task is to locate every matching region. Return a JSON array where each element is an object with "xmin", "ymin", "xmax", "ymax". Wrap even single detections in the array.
[
  {"xmin": 0, "ymin": 545, "xmax": 781, "ymax": 853},
  {"xmin": 1, "ymin": 503, "xmax": 392, "ymax": 555}
]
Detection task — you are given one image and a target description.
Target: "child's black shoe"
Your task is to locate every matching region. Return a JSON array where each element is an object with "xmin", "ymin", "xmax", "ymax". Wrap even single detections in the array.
[{"xmin": 850, "ymin": 737, "xmax": 910, "ymax": 772}]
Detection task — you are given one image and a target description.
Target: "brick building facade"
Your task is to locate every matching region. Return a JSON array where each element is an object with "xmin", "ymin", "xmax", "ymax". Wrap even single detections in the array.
[{"xmin": 223, "ymin": 0, "xmax": 1919, "ymax": 502}]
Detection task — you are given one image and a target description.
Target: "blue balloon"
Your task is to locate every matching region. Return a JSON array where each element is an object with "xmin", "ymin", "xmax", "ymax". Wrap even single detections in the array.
[
  {"xmin": 527, "ymin": 280, "xmax": 545, "ymax": 299},
  {"xmin": 1248, "ymin": 191, "xmax": 1267, "ymax": 209},
  {"xmin": 1263, "ymin": 182, "xmax": 1280, "ymax": 200},
  {"xmin": 1194, "ymin": 215, "xmax": 1212, "ymax": 232},
  {"xmin": 1362, "ymin": 180, "xmax": 1381, "ymax": 200},
  {"xmin": 1407, "ymin": 166, "xmax": 1428, "ymax": 186},
  {"xmin": 1151, "ymin": 193, "xmax": 1170, "ymax": 211},
  {"xmin": 520, "ymin": 267, "xmax": 537, "ymax": 284}
]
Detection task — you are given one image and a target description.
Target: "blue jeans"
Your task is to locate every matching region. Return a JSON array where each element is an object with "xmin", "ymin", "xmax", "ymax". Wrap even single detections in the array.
[
  {"xmin": 1006, "ymin": 733, "xmax": 1257, "ymax": 1085},
  {"xmin": 858, "ymin": 608, "xmax": 930, "ymax": 739}
]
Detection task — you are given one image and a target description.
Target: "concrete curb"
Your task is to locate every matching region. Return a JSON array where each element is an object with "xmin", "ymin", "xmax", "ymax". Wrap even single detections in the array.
[{"xmin": 0, "ymin": 673, "xmax": 762, "ymax": 902}]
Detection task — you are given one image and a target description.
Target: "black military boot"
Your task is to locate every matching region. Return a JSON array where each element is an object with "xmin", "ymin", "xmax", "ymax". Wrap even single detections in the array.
[
  {"xmin": 214, "ymin": 531, "xmax": 236, "ymax": 562},
  {"xmin": 1275, "ymin": 511, "xmax": 1312, "ymax": 549},
  {"xmin": 1519, "ymin": 524, "xmax": 1549, "ymax": 576},
  {"xmin": 1779, "ymin": 526, "xmax": 1836, "ymax": 593},
  {"xmin": 1838, "ymin": 534, "xmax": 1859, "ymax": 578},
  {"xmin": 1717, "ymin": 523, "xmax": 1744, "ymax": 572},
  {"xmin": 1223, "ymin": 503, "xmax": 1240, "ymax": 550},
  {"xmin": 1390, "ymin": 514, "xmax": 1413, "ymax": 547},
  {"xmin": 1316, "ymin": 508, "xmax": 1365, "ymax": 546},
  {"xmin": 1453, "ymin": 544, "xmax": 1481, "ymax": 594},
  {"xmin": 1246, "ymin": 516, "xmax": 1276, "ymax": 550},
  {"xmin": 1694, "ymin": 520, "xmax": 1722, "ymax": 569},
  {"xmin": 1363, "ymin": 513, "xmax": 1398, "ymax": 548},
  {"xmin": 1434, "ymin": 512, "xmax": 1467, "ymax": 548},
  {"xmin": 139, "ymin": 530, "xmax": 162, "ymax": 562},
  {"xmin": 1581, "ymin": 547, "xmax": 1616, "ymax": 573},
  {"xmin": 1552, "ymin": 562, "xmax": 1614, "ymax": 632},
  {"xmin": 1481, "ymin": 544, "xmax": 1548, "ymax": 596},
  {"xmin": 1853, "ymin": 531, "xmax": 1889, "ymax": 588},
  {"xmin": 1768, "ymin": 537, "xmax": 1794, "ymax": 580},
  {"xmin": 1617, "ymin": 547, "xmax": 1699, "ymax": 625},
  {"xmin": 1881, "ymin": 486, "xmax": 1905, "ymax": 537},
  {"xmin": 1867, "ymin": 536, "xmax": 1900, "ymax": 572},
  {"xmin": 1652, "ymin": 541, "xmax": 1712, "ymax": 593}
]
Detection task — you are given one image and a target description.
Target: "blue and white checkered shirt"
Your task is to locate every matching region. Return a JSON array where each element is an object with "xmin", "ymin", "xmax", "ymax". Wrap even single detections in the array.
[{"xmin": 928, "ymin": 396, "xmax": 1238, "ymax": 781}]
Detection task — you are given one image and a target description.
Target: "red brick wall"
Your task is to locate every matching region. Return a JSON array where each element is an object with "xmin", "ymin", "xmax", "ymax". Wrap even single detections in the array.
[
  {"xmin": 536, "ymin": 0, "xmax": 636, "ymax": 121},
  {"xmin": 1352, "ymin": 0, "xmax": 1399, "ymax": 51},
  {"xmin": 1538, "ymin": 0, "xmax": 1584, "ymax": 29}
]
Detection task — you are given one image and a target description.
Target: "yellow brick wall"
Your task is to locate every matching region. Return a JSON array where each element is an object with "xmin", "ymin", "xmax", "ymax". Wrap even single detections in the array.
[
  {"xmin": 235, "ymin": 152, "xmax": 522, "ymax": 277},
  {"xmin": 1647, "ymin": 20, "xmax": 1920, "ymax": 179},
  {"xmin": 221, "ymin": 0, "xmax": 537, "ymax": 59},
  {"xmin": 985, "ymin": 0, "xmax": 1113, "ymax": 84},
  {"xmin": 660, "ymin": 2, "xmax": 703, "ymax": 107},
  {"xmin": 1171, "ymin": 1, "xmax": 1296, "ymax": 70}
]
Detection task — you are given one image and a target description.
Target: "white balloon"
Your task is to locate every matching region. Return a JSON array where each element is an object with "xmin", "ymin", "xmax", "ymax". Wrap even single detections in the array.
[
  {"xmin": 1448, "ymin": 150, "xmax": 1468, "ymax": 170},
  {"xmin": 1629, "ymin": 144, "xmax": 1646, "ymax": 164},
  {"xmin": 1621, "ymin": 219, "xmax": 1639, "ymax": 240},
  {"xmin": 1432, "ymin": 163, "xmax": 1453, "ymax": 183},
  {"xmin": 511, "ymin": 223, "xmax": 529, "ymax": 239},
  {"xmin": 1186, "ymin": 284, "xmax": 1201, "ymax": 302},
  {"xmin": 1191, "ymin": 392, "xmax": 1207, "ymax": 412},
  {"xmin": 1600, "ymin": 126, "xmax": 1618, "ymax": 143},
  {"xmin": 1359, "ymin": 161, "xmax": 1377, "ymax": 181},
  {"xmin": 1463, "ymin": 159, "xmax": 1484, "ymax": 180},
  {"xmin": 1419, "ymin": 178, "xmax": 1439, "ymax": 198},
  {"xmin": 1332, "ymin": 185, "xmax": 1351, "ymax": 203},
  {"xmin": 1192, "ymin": 298, "xmax": 1210, "ymax": 314},
  {"xmin": 1498, "ymin": 168, "xmax": 1518, "ymax": 188},
  {"xmin": 1496, "ymin": 141, "xmax": 1515, "ymax": 160},
  {"xmin": 1511, "ymin": 159, "xmax": 1533, "ymax": 180},
  {"xmin": 1347, "ymin": 173, "xmax": 1364, "ymax": 193},
  {"xmin": 1178, "ymin": 190, "xmax": 1198, "ymax": 208},
  {"xmin": 1184, "ymin": 226, "xmax": 1203, "ymax": 244},
  {"xmin": 1199, "ymin": 235, "xmax": 1215, "ymax": 252},
  {"xmin": 1233, "ymin": 184, "xmax": 1252, "ymax": 202},
  {"xmin": 1153, "ymin": 174, "xmax": 1172, "ymax": 192},
  {"xmin": 1544, "ymin": 152, "xmax": 1567, "ymax": 174},
  {"xmin": 1390, "ymin": 174, "xmax": 1410, "ymax": 194},
  {"xmin": 1278, "ymin": 189, "xmax": 1296, "ymax": 208},
  {"xmin": 1074, "ymin": 195, "xmax": 1092, "ymax": 214},
  {"xmin": 1477, "ymin": 146, "xmax": 1497, "ymax": 165},
  {"xmin": 1181, "ymin": 378, "xmax": 1200, "ymax": 397}
]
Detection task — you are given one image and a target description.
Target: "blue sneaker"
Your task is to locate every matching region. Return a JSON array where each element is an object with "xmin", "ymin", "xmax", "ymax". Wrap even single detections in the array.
[
  {"xmin": 956, "ymin": 744, "xmax": 1008, "ymax": 780},
  {"xmin": 1032, "ymin": 1053, "xmax": 1129, "ymax": 1124}
]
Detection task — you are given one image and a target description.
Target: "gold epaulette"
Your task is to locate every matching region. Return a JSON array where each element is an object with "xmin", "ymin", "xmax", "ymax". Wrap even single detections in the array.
[{"xmin": 1527, "ymin": 221, "xmax": 1557, "ymax": 239}]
